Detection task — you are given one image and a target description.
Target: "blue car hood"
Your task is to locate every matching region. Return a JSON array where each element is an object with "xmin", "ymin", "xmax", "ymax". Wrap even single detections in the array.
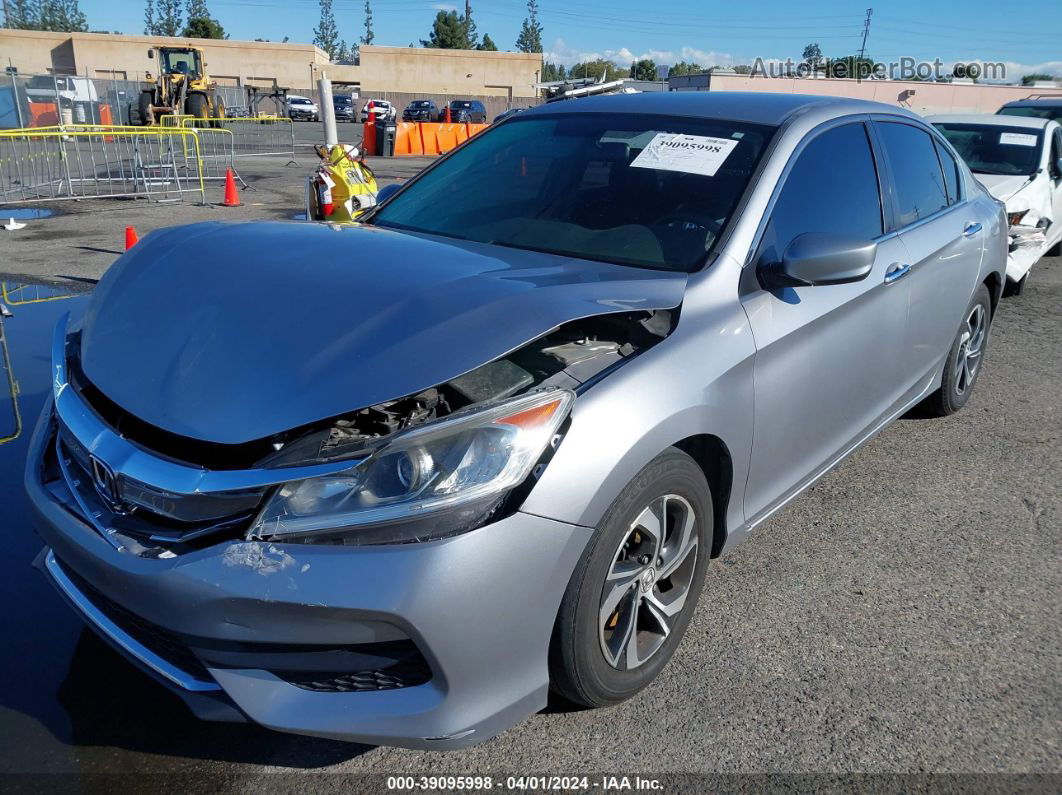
[{"xmin": 79, "ymin": 221, "xmax": 686, "ymax": 445}]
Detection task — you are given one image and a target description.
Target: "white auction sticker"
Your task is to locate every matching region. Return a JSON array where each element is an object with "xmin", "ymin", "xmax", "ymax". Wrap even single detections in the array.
[
  {"xmin": 999, "ymin": 132, "xmax": 1037, "ymax": 147},
  {"xmin": 630, "ymin": 133, "xmax": 740, "ymax": 177}
]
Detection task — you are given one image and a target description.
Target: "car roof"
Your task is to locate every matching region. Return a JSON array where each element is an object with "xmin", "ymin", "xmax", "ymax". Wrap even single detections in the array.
[
  {"xmin": 1001, "ymin": 97, "xmax": 1062, "ymax": 108},
  {"xmin": 927, "ymin": 113, "xmax": 1052, "ymax": 129},
  {"xmin": 521, "ymin": 91, "xmax": 922, "ymax": 126}
]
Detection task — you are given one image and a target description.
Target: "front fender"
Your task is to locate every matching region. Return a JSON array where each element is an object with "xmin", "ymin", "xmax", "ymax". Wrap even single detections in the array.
[{"xmin": 520, "ymin": 292, "xmax": 756, "ymax": 543}]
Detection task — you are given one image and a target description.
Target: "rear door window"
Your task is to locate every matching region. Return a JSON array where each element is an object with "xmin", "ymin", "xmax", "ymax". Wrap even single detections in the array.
[
  {"xmin": 933, "ymin": 137, "xmax": 962, "ymax": 204},
  {"xmin": 876, "ymin": 122, "xmax": 949, "ymax": 226}
]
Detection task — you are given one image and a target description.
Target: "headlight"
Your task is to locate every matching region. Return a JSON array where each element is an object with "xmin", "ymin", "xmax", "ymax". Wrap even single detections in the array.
[{"xmin": 249, "ymin": 389, "xmax": 574, "ymax": 545}]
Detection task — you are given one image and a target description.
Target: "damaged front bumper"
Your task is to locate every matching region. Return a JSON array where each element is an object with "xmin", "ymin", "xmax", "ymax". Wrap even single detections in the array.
[{"xmin": 26, "ymin": 398, "xmax": 593, "ymax": 749}]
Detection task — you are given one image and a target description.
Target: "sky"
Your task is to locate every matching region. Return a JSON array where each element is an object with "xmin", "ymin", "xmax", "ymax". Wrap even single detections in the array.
[{"xmin": 77, "ymin": 0, "xmax": 1061, "ymax": 80}]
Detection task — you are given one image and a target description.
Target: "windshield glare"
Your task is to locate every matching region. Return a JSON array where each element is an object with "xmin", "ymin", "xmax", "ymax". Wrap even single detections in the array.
[
  {"xmin": 935, "ymin": 123, "xmax": 1043, "ymax": 175},
  {"xmin": 372, "ymin": 113, "xmax": 774, "ymax": 272}
]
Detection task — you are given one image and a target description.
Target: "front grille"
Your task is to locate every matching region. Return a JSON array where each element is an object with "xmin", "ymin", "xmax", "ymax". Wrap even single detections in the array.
[{"xmin": 278, "ymin": 656, "xmax": 433, "ymax": 692}]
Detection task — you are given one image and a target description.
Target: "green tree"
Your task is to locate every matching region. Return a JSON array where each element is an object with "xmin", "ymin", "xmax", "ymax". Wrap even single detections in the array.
[
  {"xmin": 631, "ymin": 58, "xmax": 658, "ymax": 81},
  {"xmin": 183, "ymin": 15, "xmax": 224, "ymax": 38},
  {"xmin": 568, "ymin": 59, "xmax": 625, "ymax": 82},
  {"xmin": 147, "ymin": 0, "xmax": 182, "ymax": 36},
  {"xmin": 732, "ymin": 64, "xmax": 752, "ymax": 74},
  {"xmin": 801, "ymin": 42, "xmax": 823, "ymax": 69},
  {"xmin": 314, "ymin": 0, "xmax": 341, "ymax": 60},
  {"xmin": 19, "ymin": 0, "xmax": 90, "ymax": 32},
  {"xmin": 478, "ymin": 33, "xmax": 497, "ymax": 51},
  {"xmin": 1021, "ymin": 73, "xmax": 1054, "ymax": 85},
  {"xmin": 515, "ymin": 0, "xmax": 542, "ymax": 54},
  {"xmin": 361, "ymin": 0, "xmax": 374, "ymax": 45},
  {"xmin": 421, "ymin": 10, "xmax": 466, "ymax": 49},
  {"xmin": 829, "ymin": 54, "xmax": 875, "ymax": 80},
  {"xmin": 541, "ymin": 62, "xmax": 567, "ymax": 81},
  {"xmin": 461, "ymin": 1, "xmax": 478, "ymax": 49},
  {"xmin": 185, "ymin": 0, "xmax": 207, "ymax": 18},
  {"xmin": 668, "ymin": 61, "xmax": 703, "ymax": 77}
]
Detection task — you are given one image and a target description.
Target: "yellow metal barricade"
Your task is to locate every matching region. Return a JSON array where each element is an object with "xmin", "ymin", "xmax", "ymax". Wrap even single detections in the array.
[
  {"xmin": 181, "ymin": 116, "xmax": 296, "ymax": 161},
  {"xmin": 0, "ymin": 125, "xmax": 209, "ymax": 203}
]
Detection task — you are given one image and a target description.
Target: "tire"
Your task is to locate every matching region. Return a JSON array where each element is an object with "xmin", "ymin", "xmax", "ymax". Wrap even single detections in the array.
[
  {"xmin": 137, "ymin": 92, "xmax": 153, "ymax": 125},
  {"xmin": 1002, "ymin": 272, "xmax": 1028, "ymax": 297},
  {"xmin": 1047, "ymin": 239, "xmax": 1061, "ymax": 257},
  {"xmin": 921, "ymin": 283, "xmax": 992, "ymax": 417},
  {"xmin": 186, "ymin": 93, "xmax": 209, "ymax": 120},
  {"xmin": 549, "ymin": 448, "xmax": 712, "ymax": 708}
]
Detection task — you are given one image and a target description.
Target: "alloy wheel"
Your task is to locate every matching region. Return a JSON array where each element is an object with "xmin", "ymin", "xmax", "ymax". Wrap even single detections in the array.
[
  {"xmin": 953, "ymin": 303, "xmax": 986, "ymax": 396},
  {"xmin": 599, "ymin": 494, "xmax": 699, "ymax": 671}
]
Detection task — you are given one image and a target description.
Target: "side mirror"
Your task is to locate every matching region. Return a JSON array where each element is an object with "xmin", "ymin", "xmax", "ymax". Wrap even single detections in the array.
[
  {"xmin": 376, "ymin": 183, "xmax": 401, "ymax": 203},
  {"xmin": 147, "ymin": 49, "xmax": 154, "ymax": 59},
  {"xmin": 763, "ymin": 232, "xmax": 876, "ymax": 288}
]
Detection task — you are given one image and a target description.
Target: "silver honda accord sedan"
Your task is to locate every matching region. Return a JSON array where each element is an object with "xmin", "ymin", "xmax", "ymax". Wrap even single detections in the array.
[{"xmin": 27, "ymin": 93, "xmax": 1006, "ymax": 749}]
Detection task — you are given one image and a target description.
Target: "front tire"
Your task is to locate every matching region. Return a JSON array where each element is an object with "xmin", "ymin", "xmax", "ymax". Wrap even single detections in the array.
[
  {"xmin": 922, "ymin": 283, "xmax": 992, "ymax": 417},
  {"xmin": 186, "ymin": 92, "xmax": 209, "ymax": 121},
  {"xmin": 549, "ymin": 448, "xmax": 711, "ymax": 708}
]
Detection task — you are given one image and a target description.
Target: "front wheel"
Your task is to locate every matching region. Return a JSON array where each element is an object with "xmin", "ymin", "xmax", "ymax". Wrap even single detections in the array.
[
  {"xmin": 922, "ymin": 283, "xmax": 992, "ymax": 417},
  {"xmin": 549, "ymin": 448, "xmax": 711, "ymax": 708}
]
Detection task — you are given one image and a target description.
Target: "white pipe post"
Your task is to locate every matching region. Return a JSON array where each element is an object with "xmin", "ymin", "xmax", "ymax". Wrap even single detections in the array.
[{"xmin": 318, "ymin": 73, "xmax": 338, "ymax": 147}]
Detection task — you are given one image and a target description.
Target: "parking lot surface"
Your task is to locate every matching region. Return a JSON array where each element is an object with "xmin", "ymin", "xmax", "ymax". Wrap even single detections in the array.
[{"xmin": 0, "ymin": 145, "xmax": 1058, "ymax": 787}]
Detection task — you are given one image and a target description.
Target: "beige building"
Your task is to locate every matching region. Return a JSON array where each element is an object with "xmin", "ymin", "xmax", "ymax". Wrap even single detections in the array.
[
  {"xmin": 708, "ymin": 72, "xmax": 1062, "ymax": 115},
  {"xmin": 0, "ymin": 29, "xmax": 543, "ymax": 99}
]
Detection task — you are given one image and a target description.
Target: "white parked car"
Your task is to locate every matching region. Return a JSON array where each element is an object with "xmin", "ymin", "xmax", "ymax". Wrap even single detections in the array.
[
  {"xmin": 930, "ymin": 114, "xmax": 1062, "ymax": 295},
  {"xmin": 24, "ymin": 74, "xmax": 99, "ymax": 106},
  {"xmin": 359, "ymin": 98, "xmax": 396, "ymax": 123},
  {"xmin": 286, "ymin": 95, "xmax": 319, "ymax": 121}
]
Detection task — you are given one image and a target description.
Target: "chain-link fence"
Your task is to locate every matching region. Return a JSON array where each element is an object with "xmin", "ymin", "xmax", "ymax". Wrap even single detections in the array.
[{"xmin": 0, "ymin": 70, "xmax": 250, "ymax": 131}]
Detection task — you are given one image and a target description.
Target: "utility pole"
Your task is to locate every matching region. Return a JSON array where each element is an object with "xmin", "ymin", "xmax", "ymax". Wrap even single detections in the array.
[{"xmin": 856, "ymin": 8, "xmax": 873, "ymax": 83}]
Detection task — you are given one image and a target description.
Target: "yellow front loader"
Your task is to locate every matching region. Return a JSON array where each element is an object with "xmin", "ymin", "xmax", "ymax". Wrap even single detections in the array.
[{"xmin": 137, "ymin": 46, "xmax": 225, "ymax": 125}]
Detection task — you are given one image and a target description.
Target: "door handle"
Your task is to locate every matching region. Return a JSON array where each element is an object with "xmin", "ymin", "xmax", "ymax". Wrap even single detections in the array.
[
  {"xmin": 884, "ymin": 263, "xmax": 911, "ymax": 284},
  {"xmin": 963, "ymin": 221, "xmax": 983, "ymax": 237}
]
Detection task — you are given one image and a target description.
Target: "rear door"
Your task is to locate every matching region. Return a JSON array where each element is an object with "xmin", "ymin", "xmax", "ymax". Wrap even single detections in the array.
[
  {"xmin": 741, "ymin": 119, "xmax": 911, "ymax": 522},
  {"xmin": 872, "ymin": 119, "xmax": 983, "ymax": 396}
]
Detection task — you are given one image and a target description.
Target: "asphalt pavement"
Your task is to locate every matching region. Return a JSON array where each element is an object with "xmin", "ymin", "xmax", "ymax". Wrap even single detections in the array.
[{"xmin": 0, "ymin": 135, "xmax": 1058, "ymax": 790}]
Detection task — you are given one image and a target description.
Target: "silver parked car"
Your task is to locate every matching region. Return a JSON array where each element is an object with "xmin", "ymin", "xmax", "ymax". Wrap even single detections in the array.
[{"xmin": 28, "ymin": 93, "xmax": 1006, "ymax": 750}]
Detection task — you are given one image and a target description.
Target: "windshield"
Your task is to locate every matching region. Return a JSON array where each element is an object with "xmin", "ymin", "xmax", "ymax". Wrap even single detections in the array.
[
  {"xmin": 412, "ymin": 101, "xmax": 432, "ymax": 108},
  {"xmin": 334, "ymin": 96, "xmax": 352, "ymax": 105},
  {"xmin": 291, "ymin": 98, "xmax": 312, "ymax": 106},
  {"xmin": 934, "ymin": 123, "xmax": 1043, "ymax": 175},
  {"xmin": 161, "ymin": 49, "xmax": 201, "ymax": 78},
  {"xmin": 998, "ymin": 106, "xmax": 1062, "ymax": 123},
  {"xmin": 451, "ymin": 101, "xmax": 473, "ymax": 108},
  {"xmin": 372, "ymin": 113, "xmax": 774, "ymax": 272}
]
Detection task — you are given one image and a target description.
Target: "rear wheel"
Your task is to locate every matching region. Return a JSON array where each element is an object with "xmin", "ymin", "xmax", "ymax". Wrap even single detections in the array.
[
  {"xmin": 549, "ymin": 448, "xmax": 711, "ymax": 708},
  {"xmin": 922, "ymin": 284, "xmax": 992, "ymax": 417}
]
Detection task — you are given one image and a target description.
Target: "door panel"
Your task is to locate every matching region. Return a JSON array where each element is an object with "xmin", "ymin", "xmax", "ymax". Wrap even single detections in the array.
[
  {"xmin": 740, "ymin": 120, "xmax": 911, "ymax": 523},
  {"xmin": 897, "ymin": 206, "xmax": 983, "ymax": 392},
  {"xmin": 741, "ymin": 236, "xmax": 910, "ymax": 521}
]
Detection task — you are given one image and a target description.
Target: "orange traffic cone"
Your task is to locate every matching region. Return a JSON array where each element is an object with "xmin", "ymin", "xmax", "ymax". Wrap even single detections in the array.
[
  {"xmin": 222, "ymin": 168, "xmax": 241, "ymax": 207},
  {"xmin": 125, "ymin": 226, "xmax": 139, "ymax": 250}
]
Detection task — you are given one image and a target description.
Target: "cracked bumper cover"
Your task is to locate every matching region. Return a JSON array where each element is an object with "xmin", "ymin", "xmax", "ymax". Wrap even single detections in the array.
[{"xmin": 25, "ymin": 399, "xmax": 593, "ymax": 749}]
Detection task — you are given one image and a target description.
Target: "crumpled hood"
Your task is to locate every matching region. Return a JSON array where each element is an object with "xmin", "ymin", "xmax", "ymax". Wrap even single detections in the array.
[
  {"xmin": 80, "ymin": 221, "xmax": 686, "ymax": 444},
  {"xmin": 976, "ymin": 173, "xmax": 1033, "ymax": 204}
]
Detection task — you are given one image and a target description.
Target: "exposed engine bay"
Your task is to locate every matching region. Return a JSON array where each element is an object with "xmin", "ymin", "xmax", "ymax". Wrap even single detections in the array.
[{"xmin": 260, "ymin": 308, "xmax": 674, "ymax": 467}]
